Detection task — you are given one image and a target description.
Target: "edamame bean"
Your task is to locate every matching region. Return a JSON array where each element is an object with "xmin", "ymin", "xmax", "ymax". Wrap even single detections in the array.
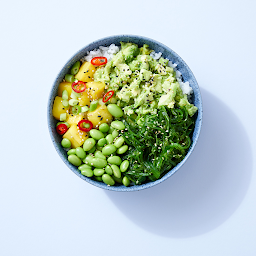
[
  {"xmin": 105, "ymin": 165, "xmax": 113, "ymax": 175},
  {"xmin": 111, "ymin": 121, "xmax": 125, "ymax": 130},
  {"xmin": 120, "ymin": 160, "xmax": 129, "ymax": 172},
  {"xmin": 71, "ymin": 61, "xmax": 81, "ymax": 75},
  {"xmin": 78, "ymin": 164, "xmax": 92, "ymax": 170},
  {"xmin": 102, "ymin": 144, "xmax": 117, "ymax": 156},
  {"xmin": 94, "ymin": 176, "xmax": 102, "ymax": 182},
  {"xmin": 89, "ymin": 129, "xmax": 104, "ymax": 140},
  {"xmin": 108, "ymin": 126, "xmax": 115, "ymax": 134},
  {"xmin": 81, "ymin": 168, "xmax": 93, "ymax": 177},
  {"xmin": 97, "ymin": 138, "xmax": 107, "ymax": 147},
  {"xmin": 111, "ymin": 165, "xmax": 121, "ymax": 178},
  {"xmin": 84, "ymin": 155, "xmax": 94, "ymax": 165},
  {"xmin": 67, "ymin": 149, "xmax": 76, "ymax": 155},
  {"xmin": 93, "ymin": 168, "xmax": 105, "ymax": 176},
  {"xmin": 107, "ymin": 104, "xmax": 124, "ymax": 117},
  {"xmin": 117, "ymin": 145, "xmax": 128, "ymax": 154},
  {"xmin": 114, "ymin": 136, "xmax": 124, "ymax": 148},
  {"xmin": 88, "ymin": 145, "xmax": 96, "ymax": 153},
  {"xmin": 94, "ymin": 151, "xmax": 106, "ymax": 160},
  {"xmin": 62, "ymin": 90, "xmax": 69, "ymax": 100},
  {"xmin": 61, "ymin": 138, "xmax": 71, "ymax": 148},
  {"xmin": 105, "ymin": 134, "xmax": 114, "ymax": 144},
  {"xmin": 102, "ymin": 174, "xmax": 115, "ymax": 186},
  {"xmin": 68, "ymin": 155, "xmax": 82, "ymax": 166},
  {"xmin": 122, "ymin": 176, "xmax": 130, "ymax": 187},
  {"xmin": 89, "ymin": 100, "xmax": 98, "ymax": 112},
  {"xmin": 112, "ymin": 130, "xmax": 118, "ymax": 139},
  {"xmin": 112, "ymin": 175, "xmax": 122, "ymax": 183},
  {"xmin": 96, "ymin": 145, "xmax": 103, "ymax": 151},
  {"xmin": 99, "ymin": 123, "xmax": 109, "ymax": 133},
  {"xmin": 91, "ymin": 158, "xmax": 107, "ymax": 168},
  {"xmin": 107, "ymin": 156, "xmax": 122, "ymax": 165},
  {"xmin": 65, "ymin": 74, "xmax": 74, "ymax": 83},
  {"xmin": 83, "ymin": 138, "xmax": 96, "ymax": 151},
  {"xmin": 75, "ymin": 147, "xmax": 86, "ymax": 159}
]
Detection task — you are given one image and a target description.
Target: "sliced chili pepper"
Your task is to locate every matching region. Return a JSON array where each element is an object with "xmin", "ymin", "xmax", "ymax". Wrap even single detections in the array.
[
  {"xmin": 56, "ymin": 123, "xmax": 68, "ymax": 135},
  {"xmin": 102, "ymin": 90, "xmax": 115, "ymax": 103},
  {"xmin": 78, "ymin": 120, "xmax": 93, "ymax": 132},
  {"xmin": 91, "ymin": 57, "xmax": 107, "ymax": 66},
  {"xmin": 72, "ymin": 81, "xmax": 86, "ymax": 93}
]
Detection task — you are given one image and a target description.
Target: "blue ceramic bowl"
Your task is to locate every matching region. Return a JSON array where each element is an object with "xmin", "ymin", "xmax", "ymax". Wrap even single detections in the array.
[{"xmin": 47, "ymin": 35, "xmax": 203, "ymax": 192}]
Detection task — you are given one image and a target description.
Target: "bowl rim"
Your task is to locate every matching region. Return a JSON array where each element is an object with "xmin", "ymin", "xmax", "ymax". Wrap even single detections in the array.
[{"xmin": 47, "ymin": 34, "xmax": 203, "ymax": 192}]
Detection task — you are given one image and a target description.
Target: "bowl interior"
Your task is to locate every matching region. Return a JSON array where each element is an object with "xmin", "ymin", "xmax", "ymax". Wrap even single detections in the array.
[{"xmin": 47, "ymin": 35, "xmax": 203, "ymax": 192}]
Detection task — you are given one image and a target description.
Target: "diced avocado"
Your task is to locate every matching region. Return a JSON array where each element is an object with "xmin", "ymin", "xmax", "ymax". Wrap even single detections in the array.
[
  {"xmin": 122, "ymin": 44, "xmax": 140, "ymax": 63},
  {"xmin": 158, "ymin": 82, "xmax": 179, "ymax": 108},
  {"xmin": 178, "ymin": 94, "xmax": 198, "ymax": 117},
  {"xmin": 159, "ymin": 57, "xmax": 169, "ymax": 67},
  {"xmin": 139, "ymin": 44, "xmax": 152, "ymax": 55}
]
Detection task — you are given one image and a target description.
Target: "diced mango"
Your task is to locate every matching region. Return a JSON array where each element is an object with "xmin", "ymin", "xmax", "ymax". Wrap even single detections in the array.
[
  {"xmin": 63, "ymin": 124, "xmax": 89, "ymax": 148},
  {"xmin": 66, "ymin": 114, "xmax": 83, "ymax": 126},
  {"xmin": 52, "ymin": 96, "xmax": 68, "ymax": 120},
  {"xmin": 87, "ymin": 105, "xmax": 112, "ymax": 128},
  {"xmin": 75, "ymin": 62, "xmax": 95, "ymax": 82},
  {"xmin": 58, "ymin": 82, "xmax": 72, "ymax": 98},
  {"xmin": 87, "ymin": 81, "xmax": 105, "ymax": 100},
  {"xmin": 79, "ymin": 89, "xmax": 91, "ymax": 107}
]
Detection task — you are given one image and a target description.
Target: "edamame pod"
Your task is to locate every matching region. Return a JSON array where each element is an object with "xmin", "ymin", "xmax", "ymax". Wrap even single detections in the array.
[
  {"xmin": 102, "ymin": 174, "xmax": 115, "ymax": 186},
  {"xmin": 68, "ymin": 155, "xmax": 82, "ymax": 166},
  {"xmin": 83, "ymin": 138, "xmax": 96, "ymax": 151},
  {"xmin": 111, "ymin": 121, "xmax": 125, "ymax": 130}
]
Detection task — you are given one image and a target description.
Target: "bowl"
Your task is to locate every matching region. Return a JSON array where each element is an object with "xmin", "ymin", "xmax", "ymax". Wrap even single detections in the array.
[{"xmin": 47, "ymin": 35, "xmax": 203, "ymax": 192}]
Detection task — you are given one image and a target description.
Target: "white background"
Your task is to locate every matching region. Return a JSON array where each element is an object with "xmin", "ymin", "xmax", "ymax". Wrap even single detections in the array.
[{"xmin": 1, "ymin": 0, "xmax": 256, "ymax": 255}]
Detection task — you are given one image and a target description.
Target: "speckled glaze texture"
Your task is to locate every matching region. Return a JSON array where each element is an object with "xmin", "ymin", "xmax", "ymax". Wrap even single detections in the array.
[{"xmin": 47, "ymin": 35, "xmax": 203, "ymax": 192}]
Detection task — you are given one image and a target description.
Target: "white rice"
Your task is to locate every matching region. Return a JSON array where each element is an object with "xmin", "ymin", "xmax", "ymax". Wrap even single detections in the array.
[{"xmin": 82, "ymin": 45, "xmax": 193, "ymax": 96}]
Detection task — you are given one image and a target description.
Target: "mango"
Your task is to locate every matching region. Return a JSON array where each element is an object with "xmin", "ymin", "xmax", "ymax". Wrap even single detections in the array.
[
  {"xmin": 87, "ymin": 105, "xmax": 112, "ymax": 128},
  {"xmin": 52, "ymin": 96, "xmax": 68, "ymax": 120},
  {"xmin": 57, "ymin": 82, "xmax": 72, "ymax": 98},
  {"xmin": 79, "ymin": 89, "xmax": 91, "ymax": 107},
  {"xmin": 75, "ymin": 62, "xmax": 95, "ymax": 82},
  {"xmin": 63, "ymin": 124, "xmax": 89, "ymax": 148},
  {"xmin": 87, "ymin": 81, "xmax": 105, "ymax": 100},
  {"xmin": 66, "ymin": 114, "xmax": 83, "ymax": 126}
]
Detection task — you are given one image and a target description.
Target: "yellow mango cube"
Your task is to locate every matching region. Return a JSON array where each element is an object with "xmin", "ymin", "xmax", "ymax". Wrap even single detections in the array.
[
  {"xmin": 87, "ymin": 81, "xmax": 105, "ymax": 100},
  {"xmin": 63, "ymin": 124, "xmax": 89, "ymax": 148},
  {"xmin": 79, "ymin": 89, "xmax": 91, "ymax": 107},
  {"xmin": 66, "ymin": 114, "xmax": 83, "ymax": 126},
  {"xmin": 52, "ymin": 96, "xmax": 68, "ymax": 120},
  {"xmin": 87, "ymin": 105, "xmax": 112, "ymax": 128},
  {"xmin": 75, "ymin": 62, "xmax": 95, "ymax": 82},
  {"xmin": 58, "ymin": 82, "xmax": 72, "ymax": 98}
]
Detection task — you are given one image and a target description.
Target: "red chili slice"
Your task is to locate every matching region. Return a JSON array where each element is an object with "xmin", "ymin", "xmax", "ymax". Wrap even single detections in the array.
[
  {"xmin": 78, "ymin": 120, "xmax": 93, "ymax": 132},
  {"xmin": 72, "ymin": 81, "xmax": 86, "ymax": 93},
  {"xmin": 102, "ymin": 90, "xmax": 115, "ymax": 103},
  {"xmin": 56, "ymin": 123, "xmax": 68, "ymax": 135},
  {"xmin": 91, "ymin": 57, "xmax": 107, "ymax": 66}
]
